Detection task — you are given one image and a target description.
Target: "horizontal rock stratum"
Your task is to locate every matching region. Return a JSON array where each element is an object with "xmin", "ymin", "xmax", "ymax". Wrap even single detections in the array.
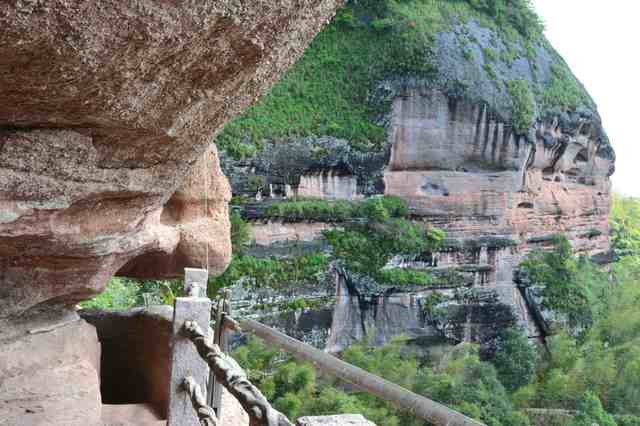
[{"xmin": 0, "ymin": 0, "xmax": 341, "ymax": 327}]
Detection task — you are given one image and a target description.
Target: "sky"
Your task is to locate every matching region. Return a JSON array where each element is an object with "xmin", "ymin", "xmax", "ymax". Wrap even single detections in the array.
[{"xmin": 533, "ymin": 0, "xmax": 640, "ymax": 197}]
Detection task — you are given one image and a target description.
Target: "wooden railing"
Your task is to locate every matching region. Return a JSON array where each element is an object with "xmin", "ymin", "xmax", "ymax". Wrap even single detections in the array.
[{"xmin": 168, "ymin": 268, "xmax": 485, "ymax": 426}]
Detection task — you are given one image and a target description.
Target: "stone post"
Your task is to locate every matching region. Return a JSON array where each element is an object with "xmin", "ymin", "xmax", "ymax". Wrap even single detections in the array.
[{"xmin": 167, "ymin": 268, "xmax": 212, "ymax": 426}]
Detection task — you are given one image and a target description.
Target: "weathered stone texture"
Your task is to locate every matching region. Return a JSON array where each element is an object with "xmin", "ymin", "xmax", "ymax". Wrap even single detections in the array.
[
  {"xmin": 251, "ymin": 221, "xmax": 334, "ymax": 246},
  {"xmin": 240, "ymin": 89, "xmax": 614, "ymax": 347},
  {"xmin": 296, "ymin": 414, "xmax": 376, "ymax": 426},
  {"xmin": 0, "ymin": 319, "xmax": 101, "ymax": 426},
  {"xmin": 80, "ymin": 307, "xmax": 174, "ymax": 419},
  {"xmin": 0, "ymin": 0, "xmax": 342, "ymax": 325},
  {"xmin": 297, "ymin": 172, "xmax": 362, "ymax": 200},
  {"xmin": 382, "ymin": 89, "xmax": 613, "ymax": 339},
  {"xmin": 167, "ymin": 297, "xmax": 211, "ymax": 426},
  {"xmin": 385, "ymin": 89, "xmax": 613, "ymax": 257}
]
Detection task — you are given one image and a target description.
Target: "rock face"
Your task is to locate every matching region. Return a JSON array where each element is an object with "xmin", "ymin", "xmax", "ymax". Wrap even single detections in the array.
[
  {"xmin": 0, "ymin": 319, "xmax": 101, "ymax": 426},
  {"xmin": 0, "ymin": 0, "xmax": 341, "ymax": 327},
  {"xmin": 220, "ymin": 6, "xmax": 615, "ymax": 350},
  {"xmin": 0, "ymin": 2, "xmax": 342, "ymax": 425}
]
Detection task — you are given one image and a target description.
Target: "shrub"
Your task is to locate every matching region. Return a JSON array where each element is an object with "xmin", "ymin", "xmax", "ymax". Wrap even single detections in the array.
[
  {"xmin": 79, "ymin": 277, "xmax": 138, "ymax": 310},
  {"xmin": 230, "ymin": 210, "xmax": 251, "ymax": 254},
  {"xmin": 507, "ymin": 79, "xmax": 536, "ymax": 134},
  {"xmin": 568, "ymin": 391, "xmax": 617, "ymax": 426},
  {"xmin": 491, "ymin": 328, "xmax": 538, "ymax": 391},
  {"xmin": 264, "ymin": 196, "xmax": 410, "ymax": 222},
  {"xmin": 520, "ymin": 235, "xmax": 597, "ymax": 331},
  {"xmin": 541, "ymin": 64, "xmax": 591, "ymax": 112},
  {"xmin": 209, "ymin": 252, "xmax": 330, "ymax": 294}
]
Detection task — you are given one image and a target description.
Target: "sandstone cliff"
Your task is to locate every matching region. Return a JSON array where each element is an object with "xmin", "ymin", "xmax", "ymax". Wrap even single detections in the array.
[
  {"xmin": 219, "ymin": 0, "xmax": 615, "ymax": 349},
  {"xmin": 0, "ymin": 0, "xmax": 340, "ymax": 329},
  {"xmin": 0, "ymin": 2, "xmax": 341, "ymax": 424}
]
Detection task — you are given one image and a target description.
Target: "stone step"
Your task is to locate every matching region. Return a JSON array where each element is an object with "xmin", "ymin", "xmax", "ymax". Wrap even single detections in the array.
[{"xmin": 101, "ymin": 404, "xmax": 165, "ymax": 426}]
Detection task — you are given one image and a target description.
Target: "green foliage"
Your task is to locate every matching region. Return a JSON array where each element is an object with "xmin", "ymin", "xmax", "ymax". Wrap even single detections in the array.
[
  {"xmin": 230, "ymin": 210, "xmax": 251, "ymax": 255},
  {"xmin": 619, "ymin": 416, "xmax": 640, "ymax": 426},
  {"xmin": 466, "ymin": 0, "xmax": 543, "ymax": 41},
  {"xmin": 568, "ymin": 392, "xmax": 617, "ymax": 426},
  {"xmin": 80, "ymin": 278, "xmax": 182, "ymax": 309},
  {"xmin": 483, "ymin": 62, "xmax": 497, "ymax": 81},
  {"xmin": 541, "ymin": 64, "xmax": 592, "ymax": 113},
  {"xmin": 514, "ymin": 254, "xmax": 640, "ymax": 418},
  {"xmin": 520, "ymin": 235, "xmax": 605, "ymax": 331},
  {"xmin": 215, "ymin": 1, "xmax": 442, "ymax": 156},
  {"xmin": 234, "ymin": 337, "xmax": 529, "ymax": 425},
  {"xmin": 225, "ymin": 143, "xmax": 257, "ymax": 161},
  {"xmin": 377, "ymin": 267, "xmax": 434, "ymax": 286},
  {"xmin": 482, "ymin": 47, "xmax": 497, "ymax": 62},
  {"xmin": 216, "ymin": 0, "xmax": 548, "ymax": 159},
  {"xmin": 323, "ymin": 198, "xmax": 444, "ymax": 284},
  {"xmin": 208, "ymin": 252, "xmax": 329, "ymax": 294},
  {"xmin": 610, "ymin": 194, "xmax": 640, "ymax": 258},
  {"xmin": 264, "ymin": 196, "xmax": 409, "ymax": 222},
  {"xmin": 79, "ymin": 277, "xmax": 138, "ymax": 310},
  {"xmin": 246, "ymin": 175, "xmax": 266, "ymax": 193},
  {"xmin": 491, "ymin": 328, "xmax": 538, "ymax": 392},
  {"xmin": 506, "ymin": 79, "xmax": 536, "ymax": 134}
]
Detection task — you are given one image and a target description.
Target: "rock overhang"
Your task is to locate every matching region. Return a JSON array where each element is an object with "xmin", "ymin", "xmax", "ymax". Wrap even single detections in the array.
[{"xmin": 0, "ymin": 0, "xmax": 343, "ymax": 324}]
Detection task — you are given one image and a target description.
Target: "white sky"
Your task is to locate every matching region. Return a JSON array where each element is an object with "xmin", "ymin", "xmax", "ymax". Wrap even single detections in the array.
[{"xmin": 533, "ymin": 0, "xmax": 640, "ymax": 196}]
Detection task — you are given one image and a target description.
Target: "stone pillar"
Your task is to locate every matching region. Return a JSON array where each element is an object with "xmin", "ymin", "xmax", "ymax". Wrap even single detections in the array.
[
  {"xmin": 184, "ymin": 267, "xmax": 209, "ymax": 298},
  {"xmin": 167, "ymin": 269, "xmax": 212, "ymax": 426}
]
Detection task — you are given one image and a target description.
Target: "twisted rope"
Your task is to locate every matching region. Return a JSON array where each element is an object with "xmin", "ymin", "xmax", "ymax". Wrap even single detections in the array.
[
  {"xmin": 182, "ymin": 376, "xmax": 219, "ymax": 426},
  {"xmin": 183, "ymin": 321, "xmax": 293, "ymax": 426}
]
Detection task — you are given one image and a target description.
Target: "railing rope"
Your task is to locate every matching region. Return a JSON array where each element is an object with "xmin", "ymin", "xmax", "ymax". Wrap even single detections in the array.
[
  {"xmin": 183, "ymin": 376, "xmax": 219, "ymax": 426},
  {"xmin": 183, "ymin": 320, "xmax": 294, "ymax": 426},
  {"xmin": 230, "ymin": 318, "xmax": 486, "ymax": 426}
]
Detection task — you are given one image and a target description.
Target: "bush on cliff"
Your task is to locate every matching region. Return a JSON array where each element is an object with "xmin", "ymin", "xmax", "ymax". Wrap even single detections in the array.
[
  {"xmin": 506, "ymin": 79, "xmax": 536, "ymax": 134},
  {"xmin": 323, "ymin": 196, "xmax": 444, "ymax": 286},
  {"xmin": 263, "ymin": 196, "xmax": 409, "ymax": 222},
  {"xmin": 208, "ymin": 252, "xmax": 330, "ymax": 296},
  {"xmin": 215, "ymin": 0, "xmax": 559, "ymax": 159},
  {"xmin": 79, "ymin": 278, "xmax": 182, "ymax": 310},
  {"xmin": 520, "ymin": 235, "xmax": 608, "ymax": 332},
  {"xmin": 513, "ymin": 246, "xmax": 640, "ymax": 418}
]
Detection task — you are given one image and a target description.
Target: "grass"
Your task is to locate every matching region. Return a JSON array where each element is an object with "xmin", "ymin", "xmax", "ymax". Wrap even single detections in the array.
[{"xmin": 216, "ymin": 0, "xmax": 546, "ymax": 159}]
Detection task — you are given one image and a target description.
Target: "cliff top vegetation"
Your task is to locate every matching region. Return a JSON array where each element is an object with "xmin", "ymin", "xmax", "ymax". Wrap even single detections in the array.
[{"xmin": 217, "ymin": 0, "xmax": 601, "ymax": 160}]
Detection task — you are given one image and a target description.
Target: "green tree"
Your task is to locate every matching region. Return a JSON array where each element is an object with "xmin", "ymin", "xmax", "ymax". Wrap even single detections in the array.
[
  {"xmin": 492, "ymin": 328, "xmax": 538, "ymax": 391},
  {"xmin": 230, "ymin": 210, "xmax": 251, "ymax": 254},
  {"xmin": 521, "ymin": 236, "xmax": 596, "ymax": 331},
  {"xmin": 610, "ymin": 194, "xmax": 640, "ymax": 258},
  {"xmin": 568, "ymin": 391, "xmax": 617, "ymax": 426}
]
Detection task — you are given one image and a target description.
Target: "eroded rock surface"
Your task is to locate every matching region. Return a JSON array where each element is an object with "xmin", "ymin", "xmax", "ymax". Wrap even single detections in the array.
[
  {"xmin": 0, "ymin": 319, "xmax": 101, "ymax": 426},
  {"xmin": 222, "ymin": 16, "xmax": 615, "ymax": 348},
  {"xmin": 0, "ymin": 0, "xmax": 341, "ymax": 326},
  {"xmin": 80, "ymin": 307, "xmax": 173, "ymax": 419},
  {"xmin": 296, "ymin": 415, "xmax": 377, "ymax": 426}
]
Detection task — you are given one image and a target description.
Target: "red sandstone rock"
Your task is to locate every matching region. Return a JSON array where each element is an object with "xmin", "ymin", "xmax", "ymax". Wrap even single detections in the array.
[
  {"xmin": 0, "ymin": 0, "xmax": 342, "ymax": 325},
  {"xmin": 0, "ymin": 319, "xmax": 102, "ymax": 426}
]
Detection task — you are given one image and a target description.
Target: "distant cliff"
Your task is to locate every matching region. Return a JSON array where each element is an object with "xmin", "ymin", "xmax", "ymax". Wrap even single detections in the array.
[{"xmin": 217, "ymin": 0, "xmax": 615, "ymax": 350}]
